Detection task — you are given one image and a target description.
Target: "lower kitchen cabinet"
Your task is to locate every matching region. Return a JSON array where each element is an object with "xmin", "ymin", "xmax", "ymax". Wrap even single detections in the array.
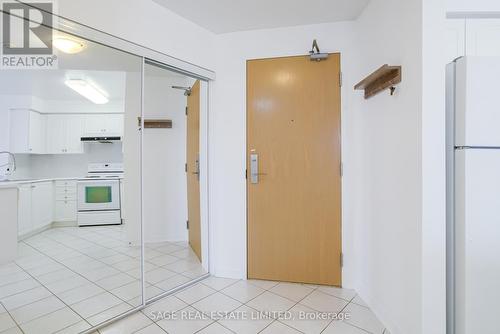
[
  {"xmin": 17, "ymin": 184, "xmax": 33, "ymax": 236},
  {"xmin": 17, "ymin": 181, "xmax": 54, "ymax": 238},
  {"xmin": 54, "ymin": 201, "xmax": 77, "ymax": 222},
  {"xmin": 54, "ymin": 180, "xmax": 77, "ymax": 222}
]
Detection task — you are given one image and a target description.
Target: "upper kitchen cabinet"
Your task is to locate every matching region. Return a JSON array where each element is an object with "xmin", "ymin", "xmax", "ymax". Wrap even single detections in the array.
[
  {"xmin": 84, "ymin": 114, "xmax": 124, "ymax": 136},
  {"xmin": 47, "ymin": 114, "xmax": 85, "ymax": 154},
  {"xmin": 9, "ymin": 109, "xmax": 47, "ymax": 154}
]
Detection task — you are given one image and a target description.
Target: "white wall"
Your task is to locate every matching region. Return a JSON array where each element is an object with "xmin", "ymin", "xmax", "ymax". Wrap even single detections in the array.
[
  {"xmin": 349, "ymin": 0, "xmax": 423, "ymax": 333},
  {"xmin": 422, "ymin": 0, "xmax": 447, "ymax": 333},
  {"xmin": 28, "ymin": 144, "xmax": 123, "ymax": 178},
  {"xmin": 143, "ymin": 73, "xmax": 189, "ymax": 243}
]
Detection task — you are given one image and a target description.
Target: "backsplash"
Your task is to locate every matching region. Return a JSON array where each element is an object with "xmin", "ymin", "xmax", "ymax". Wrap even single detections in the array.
[{"xmin": 9, "ymin": 143, "xmax": 123, "ymax": 180}]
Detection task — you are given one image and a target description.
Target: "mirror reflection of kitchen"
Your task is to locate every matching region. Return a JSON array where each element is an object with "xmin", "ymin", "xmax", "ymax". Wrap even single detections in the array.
[
  {"xmin": 0, "ymin": 29, "xmax": 144, "ymax": 332},
  {"xmin": 143, "ymin": 62, "xmax": 209, "ymax": 301}
]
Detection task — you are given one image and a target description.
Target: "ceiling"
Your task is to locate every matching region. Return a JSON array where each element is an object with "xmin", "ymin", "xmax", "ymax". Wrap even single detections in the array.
[
  {"xmin": 153, "ymin": 0, "xmax": 370, "ymax": 34},
  {"xmin": 0, "ymin": 70, "xmax": 126, "ymax": 101}
]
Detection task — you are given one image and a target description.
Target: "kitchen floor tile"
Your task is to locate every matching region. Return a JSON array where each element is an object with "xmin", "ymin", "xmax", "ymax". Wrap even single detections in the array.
[
  {"xmin": 269, "ymin": 282, "xmax": 314, "ymax": 302},
  {"xmin": 0, "ymin": 286, "xmax": 52, "ymax": 311},
  {"xmin": 175, "ymin": 283, "xmax": 216, "ymax": 304},
  {"xmin": 300, "ymin": 290, "xmax": 348, "ymax": 313},
  {"xmin": 281, "ymin": 304, "xmax": 331, "ymax": 334},
  {"xmin": 192, "ymin": 293, "xmax": 242, "ymax": 317},
  {"xmin": 0, "ymin": 312, "xmax": 17, "ymax": 332},
  {"xmin": 143, "ymin": 296, "xmax": 188, "ymax": 319},
  {"xmin": 196, "ymin": 322, "xmax": 234, "ymax": 334},
  {"xmin": 110, "ymin": 281, "xmax": 143, "ymax": 301},
  {"xmin": 247, "ymin": 279, "xmax": 280, "ymax": 290},
  {"xmin": 56, "ymin": 283, "xmax": 105, "ymax": 305},
  {"xmin": 145, "ymin": 268, "xmax": 177, "ymax": 285},
  {"xmin": 20, "ymin": 307, "xmax": 83, "ymax": 334},
  {"xmin": 260, "ymin": 321, "xmax": 302, "ymax": 334},
  {"xmin": 221, "ymin": 280, "xmax": 265, "ymax": 303},
  {"xmin": 156, "ymin": 306, "xmax": 213, "ymax": 334},
  {"xmin": 323, "ymin": 320, "xmax": 371, "ymax": 334},
  {"xmin": 9, "ymin": 295, "xmax": 66, "ymax": 324},
  {"xmin": 96, "ymin": 273, "xmax": 136, "ymax": 291},
  {"xmin": 351, "ymin": 295, "xmax": 369, "ymax": 308},
  {"xmin": 154, "ymin": 275, "xmax": 191, "ymax": 292},
  {"xmin": 53, "ymin": 320, "xmax": 92, "ymax": 334},
  {"xmin": 246, "ymin": 292, "xmax": 295, "ymax": 316},
  {"xmin": 134, "ymin": 323, "xmax": 168, "ymax": 334},
  {"xmin": 0, "ymin": 279, "xmax": 40, "ymax": 299},
  {"xmin": 86, "ymin": 303, "xmax": 133, "ymax": 326},
  {"xmin": 71, "ymin": 292, "xmax": 123, "ymax": 319},
  {"xmin": 344, "ymin": 303, "xmax": 385, "ymax": 334},
  {"xmin": 317, "ymin": 286, "xmax": 357, "ymax": 302},
  {"xmin": 98, "ymin": 311, "xmax": 152, "ymax": 334},
  {"xmin": 218, "ymin": 305, "xmax": 273, "ymax": 334},
  {"xmin": 201, "ymin": 276, "xmax": 239, "ymax": 291}
]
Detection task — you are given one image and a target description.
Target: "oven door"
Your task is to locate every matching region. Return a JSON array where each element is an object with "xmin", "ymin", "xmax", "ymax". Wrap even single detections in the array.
[{"xmin": 77, "ymin": 180, "xmax": 120, "ymax": 211}]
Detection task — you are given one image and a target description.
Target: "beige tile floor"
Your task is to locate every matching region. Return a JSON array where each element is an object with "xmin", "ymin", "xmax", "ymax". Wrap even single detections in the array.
[
  {"xmin": 0, "ymin": 226, "xmax": 206, "ymax": 334},
  {"xmin": 99, "ymin": 277, "xmax": 390, "ymax": 334}
]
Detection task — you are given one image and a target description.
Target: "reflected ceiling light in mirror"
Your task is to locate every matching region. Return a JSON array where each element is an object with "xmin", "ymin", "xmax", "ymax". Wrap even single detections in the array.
[
  {"xmin": 65, "ymin": 79, "xmax": 109, "ymax": 104},
  {"xmin": 53, "ymin": 36, "xmax": 86, "ymax": 54}
]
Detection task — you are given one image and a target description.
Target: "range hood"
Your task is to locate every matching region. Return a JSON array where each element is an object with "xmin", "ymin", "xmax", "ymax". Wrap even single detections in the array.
[{"xmin": 81, "ymin": 134, "xmax": 121, "ymax": 143}]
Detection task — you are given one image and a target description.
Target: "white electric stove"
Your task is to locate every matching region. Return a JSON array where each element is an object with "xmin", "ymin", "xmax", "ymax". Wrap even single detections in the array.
[{"xmin": 77, "ymin": 163, "xmax": 123, "ymax": 226}]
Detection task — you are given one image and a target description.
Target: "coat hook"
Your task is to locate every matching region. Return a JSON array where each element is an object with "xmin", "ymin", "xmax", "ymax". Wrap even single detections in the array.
[{"xmin": 390, "ymin": 86, "xmax": 396, "ymax": 96}]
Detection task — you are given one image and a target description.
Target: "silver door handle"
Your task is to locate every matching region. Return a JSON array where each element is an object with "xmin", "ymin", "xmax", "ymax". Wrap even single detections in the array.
[{"xmin": 250, "ymin": 154, "xmax": 260, "ymax": 184}]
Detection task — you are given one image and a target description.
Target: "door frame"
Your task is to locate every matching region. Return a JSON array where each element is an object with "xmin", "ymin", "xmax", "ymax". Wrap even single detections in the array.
[{"xmin": 245, "ymin": 53, "xmax": 344, "ymax": 285}]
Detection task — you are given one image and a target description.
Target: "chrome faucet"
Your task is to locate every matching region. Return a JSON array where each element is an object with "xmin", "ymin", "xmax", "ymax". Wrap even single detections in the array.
[{"xmin": 0, "ymin": 151, "xmax": 16, "ymax": 178}]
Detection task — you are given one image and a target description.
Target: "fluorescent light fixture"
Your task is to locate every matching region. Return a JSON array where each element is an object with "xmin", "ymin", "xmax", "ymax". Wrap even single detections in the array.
[
  {"xmin": 53, "ymin": 37, "xmax": 85, "ymax": 54},
  {"xmin": 65, "ymin": 79, "xmax": 109, "ymax": 104}
]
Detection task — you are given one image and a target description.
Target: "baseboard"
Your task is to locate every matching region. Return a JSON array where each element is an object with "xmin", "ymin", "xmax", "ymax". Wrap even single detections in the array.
[
  {"xmin": 18, "ymin": 224, "xmax": 52, "ymax": 241},
  {"xmin": 52, "ymin": 221, "xmax": 78, "ymax": 228},
  {"xmin": 211, "ymin": 267, "xmax": 246, "ymax": 280}
]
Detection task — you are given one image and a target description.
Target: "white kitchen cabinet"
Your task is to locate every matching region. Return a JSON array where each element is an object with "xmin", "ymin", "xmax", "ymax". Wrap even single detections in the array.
[
  {"xmin": 47, "ymin": 115, "xmax": 84, "ymax": 154},
  {"xmin": 54, "ymin": 180, "xmax": 77, "ymax": 222},
  {"xmin": 17, "ymin": 181, "xmax": 53, "ymax": 238},
  {"xmin": 84, "ymin": 114, "xmax": 124, "ymax": 136},
  {"xmin": 54, "ymin": 201, "xmax": 77, "ymax": 222},
  {"xmin": 31, "ymin": 182, "xmax": 53, "ymax": 230},
  {"xmin": 17, "ymin": 184, "xmax": 32, "ymax": 236},
  {"xmin": 9, "ymin": 109, "xmax": 47, "ymax": 154}
]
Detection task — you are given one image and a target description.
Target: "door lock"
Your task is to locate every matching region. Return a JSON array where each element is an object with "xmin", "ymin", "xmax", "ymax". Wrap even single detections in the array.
[{"xmin": 250, "ymin": 153, "xmax": 267, "ymax": 184}]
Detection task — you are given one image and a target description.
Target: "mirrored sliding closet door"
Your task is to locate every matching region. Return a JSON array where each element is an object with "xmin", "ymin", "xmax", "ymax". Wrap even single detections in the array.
[
  {"xmin": 142, "ymin": 60, "xmax": 210, "ymax": 302},
  {"xmin": 0, "ymin": 8, "xmax": 144, "ymax": 333}
]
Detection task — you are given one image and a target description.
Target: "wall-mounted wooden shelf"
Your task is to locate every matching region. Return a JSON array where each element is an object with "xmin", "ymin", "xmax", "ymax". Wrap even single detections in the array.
[
  {"xmin": 354, "ymin": 64, "xmax": 402, "ymax": 99},
  {"xmin": 137, "ymin": 117, "xmax": 172, "ymax": 128}
]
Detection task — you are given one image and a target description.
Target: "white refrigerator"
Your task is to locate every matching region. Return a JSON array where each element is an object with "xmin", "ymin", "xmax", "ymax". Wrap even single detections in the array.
[{"xmin": 447, "ymin": 56, "xmax": 500, "ymax": 334}]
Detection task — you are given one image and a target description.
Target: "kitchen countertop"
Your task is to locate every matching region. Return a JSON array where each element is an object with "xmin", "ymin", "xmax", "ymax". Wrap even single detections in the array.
[
  {"xmin": 0, "ymin": 176, "xmax": 124, "ymax": 188},
  {"xmin": 0, "ymin": 177, "xmax": 82, "ymax": 188}
]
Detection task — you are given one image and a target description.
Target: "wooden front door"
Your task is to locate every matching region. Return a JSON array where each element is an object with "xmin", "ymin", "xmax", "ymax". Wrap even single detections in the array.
[
  {"xmin": 247, "ymin": 54, "xmax": 342, "ymax": 286},
  {"xmin": 187, "ymin": 80, "xmax": 201, "ymax": 261}
]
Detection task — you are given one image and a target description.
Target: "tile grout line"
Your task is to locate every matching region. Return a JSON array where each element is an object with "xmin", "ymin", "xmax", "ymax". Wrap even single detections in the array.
[{"xmin": 0, "ymin": 300, "xmax": 26, "ymax": 334}]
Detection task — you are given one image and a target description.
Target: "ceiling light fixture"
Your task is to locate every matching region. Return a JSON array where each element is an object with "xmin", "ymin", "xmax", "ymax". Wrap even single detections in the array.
[
  {"xmin": 65, "ymin": 79, "xmax": 109, "ymax": 104},
  {"xmin": 53, "ymin": 37, "xmax": 86, "ymax": 54}
]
